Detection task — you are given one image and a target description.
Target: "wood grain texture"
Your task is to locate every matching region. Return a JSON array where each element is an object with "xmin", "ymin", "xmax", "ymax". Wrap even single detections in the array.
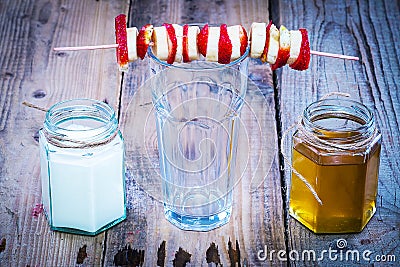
[
  {"xmin": 0, "ymin": 0, "xmax": 127, "ymax": 266},
  {"xmin": 273, "ymin": 0, "xmax": 399, "ymax": 265}
]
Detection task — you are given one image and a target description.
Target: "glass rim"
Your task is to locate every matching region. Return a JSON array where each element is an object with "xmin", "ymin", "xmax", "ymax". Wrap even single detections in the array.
[
  {"xmin": 302, "ymin": 98, "xmax": 375, "ymax": 137},
  {"xmin": 148, "ymin": 47, "xmax": 249, "ymax": 70},
  {"xmin": 44, "ymin": 98, "xmax": 116, "ymax": 134}
]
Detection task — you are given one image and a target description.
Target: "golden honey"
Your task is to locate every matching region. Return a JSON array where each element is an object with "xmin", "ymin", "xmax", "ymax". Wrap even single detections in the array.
[{"xmin": 289, "ymin": 98, "xmax": 381, "ymax": 233}]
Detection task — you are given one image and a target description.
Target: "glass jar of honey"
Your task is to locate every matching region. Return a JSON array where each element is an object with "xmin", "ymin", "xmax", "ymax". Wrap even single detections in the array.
[{"xmin": 289, "ymin": 98, "xmax": 381, "ymax": 233}]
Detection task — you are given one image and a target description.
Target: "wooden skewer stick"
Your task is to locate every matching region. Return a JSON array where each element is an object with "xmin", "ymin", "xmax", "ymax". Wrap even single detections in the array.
[
  {"xmin": 53, "ymin": 44, "xmax": 118, "ymax": 51},
  {"xmin": 310, "ymin": 50, "xmax": 359, "ymax": 61},
  {"xmin": 53, "ymin": 44, "xmax": 359, "ymax": 61}
]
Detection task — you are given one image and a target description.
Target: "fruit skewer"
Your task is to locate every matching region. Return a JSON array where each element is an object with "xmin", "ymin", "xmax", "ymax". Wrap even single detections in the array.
[{"xmin": 53, "ymin": 14, "xmax": 359, "ymax": 71}]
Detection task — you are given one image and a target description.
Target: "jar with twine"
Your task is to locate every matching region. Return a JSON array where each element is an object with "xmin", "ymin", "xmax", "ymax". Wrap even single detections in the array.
[
  {"xmin": 283, "ymin": 93, "xmax": 381, "ymax": 233},
  {"xmin": 38, "ymin": 99, "xmax": 126, "ymax": 235}
]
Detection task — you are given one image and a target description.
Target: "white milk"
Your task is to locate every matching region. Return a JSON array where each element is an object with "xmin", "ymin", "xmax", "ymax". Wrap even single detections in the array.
[{"xmin": 40, "ymin": 123, "xmax": 126, "ymax": 234}]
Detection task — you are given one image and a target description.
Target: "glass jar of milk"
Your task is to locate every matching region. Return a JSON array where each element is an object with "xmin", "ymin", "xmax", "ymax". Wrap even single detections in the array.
[{"xmin": 39, "ymin": 99, "xmax": 126, "ymax": 235}]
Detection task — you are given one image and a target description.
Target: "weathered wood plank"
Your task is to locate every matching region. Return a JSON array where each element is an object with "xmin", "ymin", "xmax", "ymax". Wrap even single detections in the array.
[
  {"xmin": 0, "ymin": 0, "xmax": 127, "ymax": 266},
  {"xmin": 104, "ymin": 0, "xmax": 287, "ymax": 266},
  {"xmin": 274, "ymin": 0, "xmax": 399, "ymax": 265}
]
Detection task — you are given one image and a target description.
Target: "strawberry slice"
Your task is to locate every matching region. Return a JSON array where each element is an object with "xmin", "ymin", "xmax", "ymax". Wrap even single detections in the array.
[
  {"xmin": 218, "ymin": 24, "xmax": 232, "ymax": 64},
  {"xmin": 115, "ymin": 14, "xmax": 129, "ymax": 70},
  {"xmin": 239, "ymin": 25, "xmax": 248, "ymax": 56},
  {"xmin": 137, "ymin": 24, "xmax": 154, "ymax": 59},
  {"xmin": 163, "ymin": 23, "xmax": 177, "ymax": 64},
  {"xmin": 197, "ymin": 24, "xmax": 209, "ymax": 57},
  {"xmin": 289, "ymin": 29, "xmax": 310, "ymax": 71},
  {"xmin": 260, "ymin": 21, "xmax": 272, "ymax": 63},
  {"xmin": 271, "ymin": 49, "xmax": 290, "ymax": 70},
  {"xmin": 182, "ymin": 24, "xmax": 189, "ymax": 62}
]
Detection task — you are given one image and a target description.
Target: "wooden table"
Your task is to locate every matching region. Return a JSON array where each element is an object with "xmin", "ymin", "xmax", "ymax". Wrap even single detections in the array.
[{"xmin": 0, "ymin": 0, "xmax": 398, "ymax": 266}]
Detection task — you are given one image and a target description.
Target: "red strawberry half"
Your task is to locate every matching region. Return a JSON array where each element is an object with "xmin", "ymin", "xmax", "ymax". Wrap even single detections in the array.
[
  {"xmin": 289, "ymin": 29, "xmax": 310, "ymax": 71},
  {"xmin": 260, "ymin": 21, "xmax": 272, "ymax": 63},
  {"xmin": 218, "ymin": 24, "xmax": 232, "ymax": 64},
  {"xmin": 239, "ymin": 25, "xmax": 248, "ymax": 56},
  {"xmin": 197, "ymin": 24, "xmax": 209, "ymax": 57},
  {"xmin": 182, "ymin": 24, "xmax": 189, "ymax": 62},
  {"xmin": 163, "ymin": 23, "xmax": 178, "ymax": 64},
  {"xmin": 271, "ymin": 49, "xmax": 290, "ymax": 70},
  {"xmin": 137, "ymin": 24, "xmax": 154, "ymax": 59},
  {"xmin": 115, "ymin": 14, "xmax": 129, "ymax": 70}
]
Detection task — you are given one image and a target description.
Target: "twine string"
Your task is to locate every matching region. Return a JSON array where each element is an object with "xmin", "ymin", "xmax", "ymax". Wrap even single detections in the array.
[
  {"xmin": 281, "ymin": 118, "xmax": 323, "ymax": 205},
  {"xmin": 297, "ymin": 120, "xmax": 378, "ymax": 152},
  {"xmin": 22, "ymin": 101, "xmax": 119, "ymax": 149},
  {"xmin": 280, "ymin": 92, "xmax": 376, "ymax": 206},
  {"xmin": 22, "ymin": 101, "xmax": 49, "ymax": 112},
  {"xmin": 42, "ymin": 128, "xmax": 119, "ymax": 149}
]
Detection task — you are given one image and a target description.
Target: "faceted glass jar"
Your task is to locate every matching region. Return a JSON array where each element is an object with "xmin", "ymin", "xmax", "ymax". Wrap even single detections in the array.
[
  {"xmin": 289, "ymin": 98, "xmax": 381, "ymax": 233},
  {"xmin": 39, "ymin": 99, "xmax": 126, "ymax": 235}
]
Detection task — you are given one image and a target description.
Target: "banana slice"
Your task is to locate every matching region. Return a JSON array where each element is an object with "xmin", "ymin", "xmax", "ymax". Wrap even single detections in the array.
[
  {"xmin": 187, "ymin": 26, "xmax": 200, "ymax": 60},
  {"xmin": 206, "ymin": 26, "xmax": 220, "ymax": 62},
  {"xmin": 152, "ymin": 26, "xmax": 169, "ymax": 61},
  {"xmin": 266, "ymin": 24, "xmax": 279, "ymax": 64},
  {"xmin": 173, "ymin": 24, "xmax": 183, "ymax": 62},
  {"xmin": 126, "ymin": 27, "xmax": 138, "ymax": 61},
  {"xmin": 250, "ymin": 22, "xmax": 266, "ymax": 58},
  {"xmin": 227, "ymin": 25, "xmax": 241, "ymax": 60},
  {"xmin": 279, "ymin": 25, "xmax": 290, "ymax": 51},
  {"xmin": 287, "ymin": 30, "xmax": 302, "ymax": 65}
]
